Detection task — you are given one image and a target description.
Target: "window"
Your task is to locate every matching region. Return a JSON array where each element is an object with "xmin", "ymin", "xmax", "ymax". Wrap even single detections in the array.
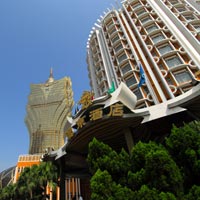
[
  {"xmin": 111, "ymin": 35, "xmax": 120, "ymax": 44},
  {"xmin": 114, "ymin": 44, "xmax": 123, "ymax": 53},
  {"xmin": 126, "ymin": 76, "xmax": 137, "ymax": 87},
  {"xmin": 170, "ymin": 0, "xmax": 179, "ymax": 5},
  {"xmin": 133, "ymin": 3, "xmax": 141, "ymax": 9},
  {"xmin": 165, "ymin": 56, "xmax": 182, "ymax": 68},
  {"xmin": 146, "ymin": 25, "xmax": 158, "ymax": 33},
  {"xmin": 141, "ymin": 16, "xmax": 151, "ymax": 24},
  {"xmin": 133, "ymin": 88, "xmax": 143, "ymax": 99},
  {"xmin": 176, "ymin": 6, "xmax": 186, "ymax": 12},
  {"xmin": 136, "ymin": 9, "xmax": 146, "ymax": 16},
  {"xmin": 183, "ymin": 14, "xmax": 195, "ymax": 21},
  {"xmin": 98, "ymin": 75, "xmax": 104, "ymax": 82},
  {"xmin": 118, "ymin": 54, "xmax": 127, "ymax": 63},
  {"xmin": 151, "ymin": 34, "xmax": 165, "ymax": 43},
  {"xmin": 174, "ymin": 71, "xmax": 192, "ymax": 83},
  {"xmin": 121, "ymin": 64, "xmax": 132, "ymax": 75},
  {"xmin": 107, "ymin": 21, "xmax": 114, "ymax": 29},
  {"xmin": 96, "ymin": 65, "xmax": 101, "ymax": 72},
  {"xmin": 158, "ymin": 44, "xmax": 173, "ymax": 55},
  {"xmin": 109, "ymin": 28, "xmax": 116, "ymax": 35},
  {"xmin": 192, "ymin": 24, "xmax": 200, "ymax": 32}
]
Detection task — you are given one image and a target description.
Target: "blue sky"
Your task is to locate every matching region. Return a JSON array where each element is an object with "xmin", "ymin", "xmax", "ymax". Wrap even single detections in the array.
[{"xmin": 0, "ymin": 0, "xmax": 117, "ymax": 172}]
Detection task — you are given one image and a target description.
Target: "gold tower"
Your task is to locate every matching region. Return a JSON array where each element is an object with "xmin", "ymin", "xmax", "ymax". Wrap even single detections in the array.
[{"xmin": 25, "ymin": 69, "xmax": 74, "ymax": 154}]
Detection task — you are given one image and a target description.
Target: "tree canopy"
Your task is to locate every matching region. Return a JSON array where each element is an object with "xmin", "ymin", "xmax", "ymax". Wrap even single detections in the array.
[
  {"xmin": 87, "ymin": 120, "xmax": 200, "ymax": 200},
  {"xmin": 0, "ymin": 161, "xmax": 58, "ymax": 200}
]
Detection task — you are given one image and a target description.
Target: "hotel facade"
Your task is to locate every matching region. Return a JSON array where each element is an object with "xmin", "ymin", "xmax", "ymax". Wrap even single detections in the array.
[{"xmin": 87, "ymin": 0, "xmax": 200, "ymax": 109}]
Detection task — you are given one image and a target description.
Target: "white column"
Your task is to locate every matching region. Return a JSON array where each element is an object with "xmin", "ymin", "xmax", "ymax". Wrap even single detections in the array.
[
  {"xmin": 65, "ymin": 179, "xmax": 68, "ymax": 200},
  {"xmin": 75, "ymin": 178, "xmax": 78, "ymax": 200},
  {"xmin": 50, "ymin": 186, "xmax": 53, "ymax": 200},
  {"xmin": 56, "ymin": 186, "xmax": 60, "ymax": 200},
  {"xmin": 78, "ymin": 178, "xmax": 81, "ymax": 196},
  {"xmin": 72, "ymin": 178, "xmax": 75, "ymax": 198},
  {"xmin": 68, "ymin": 178, "xmax": 71, "ymax": 200}
]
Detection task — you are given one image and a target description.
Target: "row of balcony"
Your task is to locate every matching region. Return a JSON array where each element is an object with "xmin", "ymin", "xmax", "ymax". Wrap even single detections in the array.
[{"xmin": 164, "ymin": 0, "xmax": 200, "ymax": 41}]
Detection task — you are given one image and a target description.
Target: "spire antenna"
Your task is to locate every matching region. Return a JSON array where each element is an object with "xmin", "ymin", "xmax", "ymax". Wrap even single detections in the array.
[
  {"xmin": 50, "ymin": 67, "xmax": 53, "ymax": 78},
  {"xmin": 46, "ymin": 67, "xmax": 54, "ymax": 83}
]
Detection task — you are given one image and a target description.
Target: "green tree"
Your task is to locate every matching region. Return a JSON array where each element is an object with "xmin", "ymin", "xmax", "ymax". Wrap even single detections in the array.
[
  {"xmin": 90, "ymin": 169, "xmax": 135, "ymax": 200},
  {"xmin": 0, "ymin": 161, "xmax": 58, "ymax": 200},
  {"xmin": 0, "ymin": 183, "xmax": 17, "ymax": 200},
  {"xmin": 130, "ymin": 141, "xmax": 162, "ymax": 172},
  {"xmin": 165, "ymin": 121, "xmax": 200, "ymax": 190},
  {"xmin": 136, "ymin": 185, "xmax": 176, "ymax": 200},
  {"xmin": 145, "ymin": 149, "xmax": 183, "ymax": 195},
  {"xmin": 128, "ymin": 141, "xmax": 183, "ymax": 197},
  {"xmin": 87, "ymin": 138, "xmax": 130, "ymax": 185},
  {"xmin": 37, "ymin": 161, "xmax": 58, "ymax": 199},
  {"xmin": 183, "ymin": 185, "xmax": 200, "ymax": 200},
  {"xmin": 17, "ymin": 165, "xmax": 39, "ymax": 199},
  {"xmin": 87, "ymin": 138, "xmax": 183, "ymax": 199}
]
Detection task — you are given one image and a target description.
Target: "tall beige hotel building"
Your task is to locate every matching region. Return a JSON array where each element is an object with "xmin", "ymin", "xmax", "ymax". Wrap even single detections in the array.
[{"xmin": 87, "ymin": 0, "xmax": 200, "ymax": 109}]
